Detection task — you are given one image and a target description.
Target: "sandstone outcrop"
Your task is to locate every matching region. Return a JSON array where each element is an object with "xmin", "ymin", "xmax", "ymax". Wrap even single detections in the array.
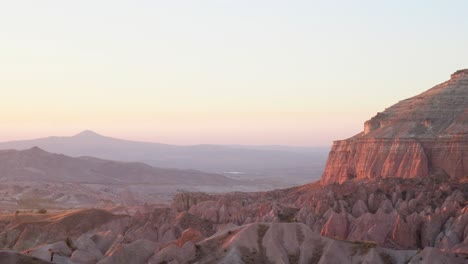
[
  {"xmin": 0, "ymin": 182, "xmax": 466, "ymax": 264},
  {"xmin": 0, "ymin": 250, "xmax": 51, "ymax": 264},
  {"xmin": 150, "ymin": 222, "xmax": 466, "ymax": 264},
  {"xmin": 176, "ymin": 177, "xmax": 468, "ymax": 253},
  {"xmin": 322, "ymin": 69, "xmax": 468, "ymax": 184}
]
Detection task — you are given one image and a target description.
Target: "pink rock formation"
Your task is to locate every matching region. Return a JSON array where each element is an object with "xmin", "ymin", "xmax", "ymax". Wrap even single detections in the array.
[
  {"xmin": 176, "ymin": 176, "xmax": 468, "ymax": 252},
  {"xmin": 0, "ymin": 250, "xmax": 51, "ymax": 264},
  {"xmin": 320, "ymin": 212, "xmax": 348, "ymax": 239},
  {"xmin": 0, "ymin": 177, "xmax": 465, "ymax": 263},
  {"xmin": 322, "ymin": 69, "xmax": 468, "ymax": 184}
]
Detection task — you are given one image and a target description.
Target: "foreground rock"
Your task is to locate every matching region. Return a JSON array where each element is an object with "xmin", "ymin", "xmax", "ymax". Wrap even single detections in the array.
[
  {"xmin": 4, "ymin": 219, "xmax": 464, "ymax": 264},
  {"xmin": 178, "ymin": 177, "xmax": 468, "ymax": 253},
  {"xmin": 0, "ymin": 183, "xmax": 466, "ymax": 264},
  {"xmin": 0, "ymin": 250, "xmax": 50, "ymax": 264},
  {"xmin": 151, "ymin": 222, "xmax": 466, "ymax": 264}
]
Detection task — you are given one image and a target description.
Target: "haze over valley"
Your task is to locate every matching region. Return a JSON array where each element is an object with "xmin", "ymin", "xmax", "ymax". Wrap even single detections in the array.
[
  {"xmin": 0, "ymin": 130, "xmax": 328, "ymax": 187},
  {"xmin": 0, "ymin": 137, "xmax": 328, "ymax": 210}
]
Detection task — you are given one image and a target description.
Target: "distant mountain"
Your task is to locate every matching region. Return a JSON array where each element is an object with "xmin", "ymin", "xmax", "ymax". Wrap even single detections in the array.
[
  {"xmin": 0, "ymin": 147, "xmax": 238, "ymax": 186},
  {"xmin": 0, "ymin": 131, "xmax": 328, "ymax": 183}
]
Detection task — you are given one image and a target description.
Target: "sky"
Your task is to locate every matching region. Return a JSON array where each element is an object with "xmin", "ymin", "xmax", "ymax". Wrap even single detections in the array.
[{"xmin": 0, "ymin": 1, "xmax": 467, "ymax": 146}]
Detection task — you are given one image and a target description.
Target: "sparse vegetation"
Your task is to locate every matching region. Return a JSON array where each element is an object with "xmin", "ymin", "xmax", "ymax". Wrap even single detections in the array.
[
  {"xmin": 37, "ymin": 208, "xmax": 47, "ymax": 214},
  {"xmin": 18, "ymin": 197, "xmax": 53, "ymax": 209},
  {"xmin": 239, "ymin": 224, "xmax": 272, "ymax": 264},
  {"xmin": 288, "ymin": 250, "xmax": 300, "ymax": 264},
  {"xmin": 277, "ymin": 207, "xmax": 299, "ymax": 223},
  {"xmin": 65, "ymin": 237, "xmax": 76, "ymax": 250},
  {"xmin": 379, "ymin": 252, "xmax": 395, "ymax": 264},
  {"xmin": 257, "ymin": 224, "xmax": 269, "ymax": 240},
  {"xmin": 350, "ymin": 240, "xmax": 378, "ymax": 255},
  {"xmin": 308, "ymin": 242, "xmax": 325, "ymax": 264}
]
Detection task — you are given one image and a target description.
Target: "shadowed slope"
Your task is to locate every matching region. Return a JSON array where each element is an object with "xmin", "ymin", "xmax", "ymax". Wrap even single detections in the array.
[{"xmin": 0, "ymin": 147, "xmax": 239, "ymax": 185}]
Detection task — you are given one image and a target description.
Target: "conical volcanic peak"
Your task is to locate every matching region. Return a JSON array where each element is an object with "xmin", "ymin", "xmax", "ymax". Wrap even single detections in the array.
[
  {"xmin": 322, "ymin": 70, "xmax": 468, "ymax": 184},
  {"xmin": 24, "ymin": 146, "xmax": 48, "ymax": 155},
  {"xmin": 72, "ymin": 130, "xmax": 105, "ymax": 138}
]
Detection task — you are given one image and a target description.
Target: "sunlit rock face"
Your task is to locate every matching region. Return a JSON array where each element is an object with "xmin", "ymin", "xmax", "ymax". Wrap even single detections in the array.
[{"xmin": 322, "ymin": 70, "xmax": 468, "ymax": 185}]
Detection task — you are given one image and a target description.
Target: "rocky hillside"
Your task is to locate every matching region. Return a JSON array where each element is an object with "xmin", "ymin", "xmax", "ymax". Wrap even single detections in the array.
[
  {"xmin": 0, "ymin": 130, "xmax": 328, "ymax": 185},
  {"xmin": 174, "ymin": 176, "xmax": 468, "ymax": 254},
  {"xmin": 0, "ymin": 147, "xmax": 238, "ymax": 185},
  {"xmin": 0, "ymin": 147, "xmax": 264, "ymax": 209},
  {"xmin": 322, "ymin": 69, "xmax": 467, "ymax": 184},
  {"xmin": 1, "ymin": 203, "xmax": 466, "ymax": 264}
]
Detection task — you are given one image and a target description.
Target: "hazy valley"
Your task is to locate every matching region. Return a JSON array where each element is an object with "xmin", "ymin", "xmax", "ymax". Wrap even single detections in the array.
[
  {"xmin": 0, "ymin": 131, "xmax": 328, "ymax": 186},
  {"xmin": 0, "ymin": 146, "xmax": 319, "ymax": 210}
]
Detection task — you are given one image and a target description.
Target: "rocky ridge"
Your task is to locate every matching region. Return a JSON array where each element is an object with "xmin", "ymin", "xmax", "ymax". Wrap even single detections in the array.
[
  {"xmin": 0, "ymin": 193, "xmax": 468, "ymax": 264},
  {"xmin": 174, "ymin": 176, "xmax": 468, "ymax": 253},
  {"xmin": 322, "ymin": 69, "xmax": 467, "ymax": 184}
]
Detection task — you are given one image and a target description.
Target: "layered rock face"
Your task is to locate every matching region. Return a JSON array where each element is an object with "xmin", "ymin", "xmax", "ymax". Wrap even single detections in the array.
[{"xmin": 322, "ymin": 69, "xmax": 468, "ymax": 184}]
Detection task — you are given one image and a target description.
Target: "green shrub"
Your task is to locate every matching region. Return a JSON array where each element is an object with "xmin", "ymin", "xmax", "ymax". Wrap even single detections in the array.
[{"xmin": 37, "ymin": 208, "xmax": 47, "ymax": 214}]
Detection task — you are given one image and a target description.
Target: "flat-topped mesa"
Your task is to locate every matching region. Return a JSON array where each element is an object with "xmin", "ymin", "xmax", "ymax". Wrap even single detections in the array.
[{"xmin": 322, "ymin": 70, "xmax": 468, "ymax": 185}]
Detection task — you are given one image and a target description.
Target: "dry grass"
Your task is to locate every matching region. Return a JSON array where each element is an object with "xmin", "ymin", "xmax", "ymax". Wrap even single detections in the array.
[
  {"xmin": 379, "ymin": 252, "xmax": 395, "ymax": 264},
  {"xmin": 0, "ymin": 210, "xmax": 63, "ymax": 223},
  {"xmin": 239, "ymin": 224, "xmax": 272, "ymax": 264},
  {"xmin": 350, "ymin": 240, "xmax": 378, "ymax": 255},
  {"xmin": 308, "ymin": 242, "xmax": 325, "ymax": 264},
  {"xmin": 288, "ymin": 249, "xmax": 300, "ymax": 264}
]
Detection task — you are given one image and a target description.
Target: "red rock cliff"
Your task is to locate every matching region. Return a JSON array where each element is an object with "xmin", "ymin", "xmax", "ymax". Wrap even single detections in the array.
[{"xmin": 322, "ymin": 70, "xmax": 468, "ymax": 184}]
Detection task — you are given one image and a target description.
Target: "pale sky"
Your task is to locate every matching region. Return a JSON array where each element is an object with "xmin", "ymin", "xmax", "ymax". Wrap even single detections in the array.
[{"xmin": 0, "ymin": 1, "xmax": 467, "ymax": 146}]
